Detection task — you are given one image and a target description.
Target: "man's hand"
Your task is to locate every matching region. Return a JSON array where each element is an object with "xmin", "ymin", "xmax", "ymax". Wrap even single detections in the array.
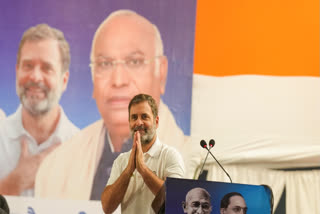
[
  {"xmin": 0, "ymin": 138, "xmax": 60, "ymax": 195},
  {"xmin": 134, "ymin": 131, "xmax": 146, "ymax": 174},
  {"xmin": 124, "ymin": 132, "xmax": 137, "ymax": 175},
  {"xmin": 102, "ymin": 131, "xmax": 139, "ymax": 213}
]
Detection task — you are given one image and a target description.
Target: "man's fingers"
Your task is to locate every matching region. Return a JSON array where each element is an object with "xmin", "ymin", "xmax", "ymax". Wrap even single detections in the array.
[
  {"xmin": 132, "ymin": 134, "xmax": 137, "ymax": 149},
  {"xmin": 136, "ymin": 131, "xmax": 141, "ymax": 143},
  {"xmin": 133, "ymin": 131, "xmax": 137, "ymax": 143},
  {"xmin": 20, "ymin": 137, "xmax": 29, "ymax": 157},
  {"xmin": 135, "ymin": 131, "xmax": 142, "ymax": 151}
]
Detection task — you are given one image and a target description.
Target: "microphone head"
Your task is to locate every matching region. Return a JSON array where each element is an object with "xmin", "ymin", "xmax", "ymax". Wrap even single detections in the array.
[
  {"xmin": 209, "ymin": 139, "xmax": 215, "ymax": 148},
  {"xmin": 200, "ymin": 140, "xmax": 207, "ymax": 148},
  {"xmin": 0, "ymin": 195, "xmax": 9, "ymax": 214}
]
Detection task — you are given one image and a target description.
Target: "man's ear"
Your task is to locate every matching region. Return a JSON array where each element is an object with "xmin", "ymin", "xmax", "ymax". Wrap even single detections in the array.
[
  {"xmin": 158, "ymin": 55, "xmax": 168, "ymax": 95},
  {"xmin": 220, "ymin": 208, "xmax": 226, "ymax": 214},
  {"xmin": 155, "ymin": 116, "xmax": 159, "ymax": 128},
  {"xmin": 61, "ymin": 71, "xmax": 70, "ymax": 92},
  {"xmin": 182, "ymin": 201, "xmax": 187, "ymax": 212}
]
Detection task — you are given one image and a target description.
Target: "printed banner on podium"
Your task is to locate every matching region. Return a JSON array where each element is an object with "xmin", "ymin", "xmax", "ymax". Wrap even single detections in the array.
[
  {"xmin": 165, "ymin": 177, "xmax": 273, "ymax": 214},
  {"xmin": 4, "ymin": 195, "xmax": 107, "ymax": 214}
]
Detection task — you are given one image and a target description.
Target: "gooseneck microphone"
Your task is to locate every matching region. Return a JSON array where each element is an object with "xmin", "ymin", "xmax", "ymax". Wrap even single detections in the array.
[
  {"xmin": 199, "ymin": 139, "xmax": 233, "ymax": 183},
  {"xmin": 208, "ymin": 139, "xmax": 215, "ymax": 148},
  {"xmin": 198, "ymin": 140, "xmax": 211, "ymax": 179}
]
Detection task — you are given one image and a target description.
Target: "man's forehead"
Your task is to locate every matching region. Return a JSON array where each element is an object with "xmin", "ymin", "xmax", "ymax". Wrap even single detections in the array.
[
  {"xmin": 19, "ymin": 39, "xmax": 60, "ymax": 63},
  {"xmin": 229, "ymin": 195, "xmax": 246, "ymax": 206},
  {"xmin": 187, "ymin": 189, "xmax": 209, "ymax": 202},
  {"xmin": 93, "ymin": 14, "xmax": 156, "ymax": 55},
  {"xmin": 104, "ymin": 14, "xmax": 154, "ymax": 33},
  {"xmin": 189, "ymin": 195, "xmax": 209, "ymax": 201},
  {"xmin": 130, "ymin": 101, "xmax": 152, "ymax": 113}
]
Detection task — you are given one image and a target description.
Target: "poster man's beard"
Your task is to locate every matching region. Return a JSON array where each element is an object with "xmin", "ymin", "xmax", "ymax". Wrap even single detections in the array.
[{"xmin": 17, "ymin": 81, "xmax": 62, "ymax": 116}]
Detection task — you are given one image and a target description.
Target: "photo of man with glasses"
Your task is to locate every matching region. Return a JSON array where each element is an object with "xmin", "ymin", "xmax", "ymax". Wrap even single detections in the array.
[
  {"xmin": 35, "ymin": 9, "xmax": 195, "ymax": 201},
  {"xmin": 182, "ymin": 187, "xmax": 213, "ymax": 214}
]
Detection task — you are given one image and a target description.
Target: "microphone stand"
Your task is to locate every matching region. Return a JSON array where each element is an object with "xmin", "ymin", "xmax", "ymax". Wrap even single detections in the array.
[
  {"xmin": 198, "ymin": 149, "xmax": 210, "ymax": 179},
  {"xmin": 205, "ymin": 148, "xmax": 233, "ymax": 183}
]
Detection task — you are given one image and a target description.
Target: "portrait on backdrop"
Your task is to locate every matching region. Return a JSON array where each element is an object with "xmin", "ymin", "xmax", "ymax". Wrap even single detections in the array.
[
  {"xmin": 0, "ymin": 0, "xmax": 198, "ymax": 199},
  {"xmin": 0, "ymin": 24, "xmax": 79, "ymax": 197}
]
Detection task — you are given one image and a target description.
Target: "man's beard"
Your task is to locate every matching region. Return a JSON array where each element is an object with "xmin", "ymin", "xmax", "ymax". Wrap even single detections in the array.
[
  {"xmin": 131, "ymin": 122, "xmax": 157, "ymax": 145},
  {"xmin": 16, "ymin": 81, "xmax": 62, "ymax": 116}
]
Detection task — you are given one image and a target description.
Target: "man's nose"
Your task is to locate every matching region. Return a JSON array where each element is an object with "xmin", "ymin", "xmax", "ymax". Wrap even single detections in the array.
[
  {"xmin": 29, "ymin": 66, "xmax": 43, "ymax": 82},
  {"xmin": 135, "ymin": 117, "xmax": 143, "ymax": 126},
  {"xmin": 196, "ymin": 207, "xmax": 204, "ymax": 214},
  {"xmin": 110, "ymin": 63, "xmax": 130, "ymax": 87}
]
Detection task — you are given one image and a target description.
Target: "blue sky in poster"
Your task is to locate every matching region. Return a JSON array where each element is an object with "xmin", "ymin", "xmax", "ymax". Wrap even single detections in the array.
[{"xmin": 0, "ymin": 0, "xmax": 196, "ymax": 135}]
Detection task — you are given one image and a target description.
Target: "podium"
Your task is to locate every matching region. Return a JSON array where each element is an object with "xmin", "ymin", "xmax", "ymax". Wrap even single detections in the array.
[{"xmin": 153, "ymin": 177, "xmax": 273, "ymax": 214}]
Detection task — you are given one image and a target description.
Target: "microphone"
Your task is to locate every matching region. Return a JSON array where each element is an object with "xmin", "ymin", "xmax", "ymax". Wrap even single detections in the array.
[
  {"xmin": 208, "ymin": 139, "xmax": 215, "ymax": 148},
  {"xmin": 198, "ymin": 140, "xmax": 212, "ymax": 179},
  {"xmin": 200, "ymin": 140, "xmax": 207, "ymax": 149},
  {"xmin": 199, "ymin": 139, "xmax": 233, "ymax": 183},
  {"xmin": 0, "ymin": 195, "xmax": 9, "ymax": 214}
]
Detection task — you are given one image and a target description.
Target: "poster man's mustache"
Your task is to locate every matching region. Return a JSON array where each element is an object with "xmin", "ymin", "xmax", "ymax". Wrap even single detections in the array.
[{"xmin": 23, "ymin": 81, "xmax": 49, "ymax": 93}]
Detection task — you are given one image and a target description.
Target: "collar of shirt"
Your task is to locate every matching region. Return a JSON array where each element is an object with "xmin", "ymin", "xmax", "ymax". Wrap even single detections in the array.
[
  {"xmin": 144, "ymin": 136, "xmax": 162, "ymax": 158},
  {"xmin": 5, "ymin": 105, "xmax": 67, "ymax": 146}
]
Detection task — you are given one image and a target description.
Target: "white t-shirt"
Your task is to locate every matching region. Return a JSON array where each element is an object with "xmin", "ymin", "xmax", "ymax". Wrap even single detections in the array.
[
  {"xmin": 0, "ymin": 105, "xmax": 79, "ymax": 196},
  {"xmin": 107, "ymin": 137, "xmax": 185, "ymax": 214}
]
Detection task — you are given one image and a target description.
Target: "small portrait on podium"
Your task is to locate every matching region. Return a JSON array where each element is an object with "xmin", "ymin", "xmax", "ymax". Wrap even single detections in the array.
[
  {"xmin": 166, "ymin": 178, "xmax": 273, "ymax": 214},
  {"xmin": 182, "ymin": 187, "xmax": 213, "ymax": 214},
  {"xmin": 220, "ymin": 192, "xmax": 247, "ymax": 214}
]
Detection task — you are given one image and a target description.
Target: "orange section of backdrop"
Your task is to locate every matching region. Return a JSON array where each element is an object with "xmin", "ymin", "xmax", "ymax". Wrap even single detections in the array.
[{"xmin": 194, "ymin": 0, "xmax": 319, "ymax": 76}]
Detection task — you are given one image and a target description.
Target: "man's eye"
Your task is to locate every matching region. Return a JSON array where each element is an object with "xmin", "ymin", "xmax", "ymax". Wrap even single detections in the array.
[
  {"xmin": 42, "ymin": 65, "xmax": 52, "ymax": 73},
  {"xmin": 191, "ymin": 202, "xmax": 200, "ymax": 208},
  {"xmin": 126, "ymin": 58, "xmax": 143, "ymax": 66},
  {"xmin": 22, "ymin": 63, "xmax": 33, "ymax": 70},
  {"xmin": 141, "ymin": 114, "xmax": 149, "ymax": 119},
  {"xmin": 233, "ymin": 207, "xmax": 241, "ymax": 212},
  {"xmin": 202, "ymin": 204, "xmax": 210, "ymax": 209},
  {"xmin": 99, "ymin": 61, "xmax": 113, "ymax": 68}
]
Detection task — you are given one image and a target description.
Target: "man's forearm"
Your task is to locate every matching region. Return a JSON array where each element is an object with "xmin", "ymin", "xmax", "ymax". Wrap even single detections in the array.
[
  {"xmin": 101, "ymin": 168, "xmax": 133, "ymax": 214},
  {"xmin": 140, "ymin": 166, "xmax": 164, "ymax": 196}
]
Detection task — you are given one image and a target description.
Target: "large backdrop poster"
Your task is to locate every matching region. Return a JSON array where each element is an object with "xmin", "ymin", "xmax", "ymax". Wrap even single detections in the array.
[{"xmin": 0, "ymin": 0, "xmax": 195, "ymax": 135}]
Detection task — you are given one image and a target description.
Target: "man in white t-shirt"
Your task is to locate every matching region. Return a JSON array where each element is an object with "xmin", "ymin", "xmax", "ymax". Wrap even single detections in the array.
[
  {"xmin": 101, "ymin": 94, "xmax": 185, "ymax": 214},
  {"xmin": 0, "ymin": 24, "xmax": 79, "ymax": 197}
]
